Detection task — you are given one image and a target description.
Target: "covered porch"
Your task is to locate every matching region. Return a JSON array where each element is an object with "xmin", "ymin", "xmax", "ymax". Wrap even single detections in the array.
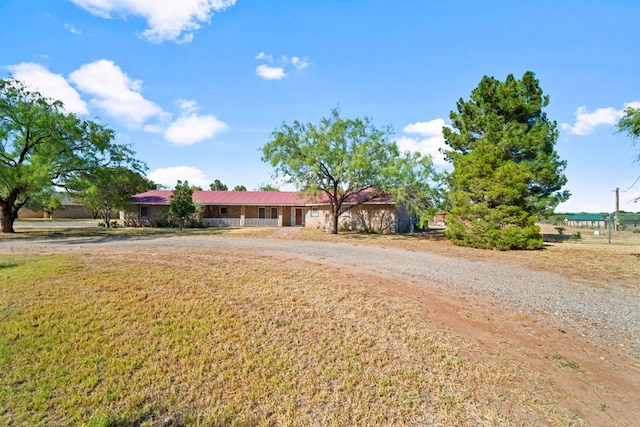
[{"xmin": 201, "ymin": 205, "xmax": 306, "ymax": 227}]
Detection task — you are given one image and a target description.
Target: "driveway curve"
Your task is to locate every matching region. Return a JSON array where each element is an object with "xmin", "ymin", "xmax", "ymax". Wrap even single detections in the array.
[{"xmin": 2, "ymin": 234, "xmax": 638, "ymax": 355}]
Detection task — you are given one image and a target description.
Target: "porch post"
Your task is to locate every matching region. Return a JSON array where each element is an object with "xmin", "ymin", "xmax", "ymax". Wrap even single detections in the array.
[
  {"xmin": 279, "ymin": 206, "xmax": 283, "ymax": 227},
  {"xmin": 240, "ymin": 205, "xmax": 245, "ymax": 227}
]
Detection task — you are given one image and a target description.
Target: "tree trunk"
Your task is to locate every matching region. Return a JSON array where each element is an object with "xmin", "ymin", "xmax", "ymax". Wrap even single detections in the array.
[
  {"xmin": 101, "ymin": 209, "xmax": 112, "ymax": 228},
  {"xmin": 331, "ymin": 210, "xmax": 339, "ymax": 234},
  {"xmin": 0, "ymin": 205, "xmax": 15, "ymax": 233}
]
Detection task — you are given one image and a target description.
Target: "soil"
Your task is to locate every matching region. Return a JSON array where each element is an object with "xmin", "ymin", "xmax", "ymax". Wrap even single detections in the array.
[{"xmin": 336, "ymin": 265, "xmax": 640, "ymax": 426}]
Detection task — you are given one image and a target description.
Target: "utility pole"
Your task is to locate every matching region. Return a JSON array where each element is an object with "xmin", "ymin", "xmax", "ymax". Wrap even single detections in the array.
[
  {"xmin": 616, "ymin": 187, "xmax": 620, "ymax": 228},
  {"xmin": 611, "ymin": 187, "xmax": 620, "ymax": 232}
]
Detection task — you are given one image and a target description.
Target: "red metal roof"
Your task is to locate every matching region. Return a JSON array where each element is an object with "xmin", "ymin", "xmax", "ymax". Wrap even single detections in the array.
[
  {"xmin": 130, "ymin": 191, "xmax": 172, "ymax": 204},
  {"xmin": 130, "ymin": 190, "xmax": 393, "ymax": 206},
  {"xmin": 194, "ymin": 191, "xmax": 314, "ymax": 205}
]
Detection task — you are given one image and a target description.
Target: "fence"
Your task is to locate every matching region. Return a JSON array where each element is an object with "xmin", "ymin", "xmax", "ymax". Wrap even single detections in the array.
[
  {"xmin": 244, "ymin": 218, "xmax": 279, "ymax": 227},
  {"xmin": 202, "ymin": 218, "xmax": 241, "ymax": 227},
  {"xmin": 202, "ymin": 218, "xmax": 280, "ymax": 227}
]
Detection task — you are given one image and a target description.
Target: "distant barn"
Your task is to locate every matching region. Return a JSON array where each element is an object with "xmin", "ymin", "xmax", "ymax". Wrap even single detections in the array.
[{"xmin": 564, "ymin": 214, "xmax": 606, "ymax": 228}]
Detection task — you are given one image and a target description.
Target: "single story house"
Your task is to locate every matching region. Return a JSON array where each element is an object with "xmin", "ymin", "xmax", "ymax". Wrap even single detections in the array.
[
  {"xmin": 18, "ymin": 193, "xmax": 93, "ymax": 219},
  {"xmin": 564, "ymin": 214, "xmax": 606, "ymax": 229},
  {"xmin": 128, "ymin": 190, "xmax": 410, "ymax": 233}
]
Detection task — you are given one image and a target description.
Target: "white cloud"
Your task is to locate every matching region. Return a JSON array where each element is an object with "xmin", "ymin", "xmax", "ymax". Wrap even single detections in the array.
[
  {"xmin": 403, "ymin": 118, "xmax": 449, "ymax": 136},
  {"xmin": 7, "ymin": 62, "xmax": 88, "ymax": 114},
  {"xmin": 177, "ymin": 98, "xmax": 198, "ymax": 114},
  {"xmin": 8, "ymin": 60, "xmax": 227, "ymax": 146},
  {"xmin": 143, "ymin": 123, "xmax": 165, "ymax": 133},
  {"xmin": 69, "ymin": 0, "xmax": 236, "ymax": 43},
  {"xmin": 291, "ymin": 57, "xmax": 309, "ymax": 70},
  {"xmin": 147, "ymin": 166, "xmax": 210, "ymax": 188},
  {"xmin": 255, "ymin": 52, "xmax": 309, "ymax": 80},
  {"xmin": 561, "ymin": 102, "xmax": 640, "ymax": 136},
  {"xmin": 69, "ymin": 59, "xmax": 166, "ymax": 127},
  {"xmin": 256, "ymin": 64, "xmax": 286, "ymax": 80},
  {"xmin": 397, "ymin": 118, "xmax": 451, "ymax": 166},
  {"xmin": 255, "ymin": 52, "xmax": 273, "ymax": 62},
  {"xmin": 64, "ymin": 23, "xmax": 82, "ymax": 35},
  {"xmin": 561, "ymin": 106, "xmax": 623, "ymax": 136},
  {"xmin": 164, "ymin": 113, "xmax": 227, "ymax": 145}
]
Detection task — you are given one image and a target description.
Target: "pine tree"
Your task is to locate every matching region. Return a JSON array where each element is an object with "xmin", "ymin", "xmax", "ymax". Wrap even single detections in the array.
[{"xmin": 443, "ymin": 71, "xmax": 569, "ymax": 250}]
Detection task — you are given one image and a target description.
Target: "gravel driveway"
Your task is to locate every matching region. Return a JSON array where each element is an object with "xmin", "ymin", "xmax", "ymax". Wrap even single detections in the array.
[{"xmin": 2, "ymin": 235, "xmax": 638, "ymax": 354}]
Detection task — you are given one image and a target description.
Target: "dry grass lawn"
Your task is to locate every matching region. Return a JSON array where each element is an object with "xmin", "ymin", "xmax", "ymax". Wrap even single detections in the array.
[{"xmin": 1, "ymin": 223, "xmax": 639, "ymax": 425}]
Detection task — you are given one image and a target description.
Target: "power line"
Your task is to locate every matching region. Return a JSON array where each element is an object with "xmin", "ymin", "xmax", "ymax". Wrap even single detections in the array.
[{"xmin": 620, "ymin": 174, "xmax": 640, "ymax": 193}]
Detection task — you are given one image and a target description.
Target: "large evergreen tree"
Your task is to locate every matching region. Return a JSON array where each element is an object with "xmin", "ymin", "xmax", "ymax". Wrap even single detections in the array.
[{"xmin": 443, "ymin": 71, "xmax": 569, "ymax": 250}]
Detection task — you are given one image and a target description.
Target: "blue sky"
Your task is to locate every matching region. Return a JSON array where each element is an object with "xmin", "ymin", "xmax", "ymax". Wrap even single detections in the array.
[{"xmin": 2, "ymin": 0, "xmax": 639, "ymax": 213}]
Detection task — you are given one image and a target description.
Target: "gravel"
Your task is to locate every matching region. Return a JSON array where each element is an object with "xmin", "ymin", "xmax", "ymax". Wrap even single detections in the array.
[{"xmin": 2, "ymin": 235, "xmax": 639, "ymax": 355}]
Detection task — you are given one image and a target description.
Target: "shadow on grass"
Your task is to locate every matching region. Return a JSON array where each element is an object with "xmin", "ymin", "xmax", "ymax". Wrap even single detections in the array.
[
  {"xmin": 337, "ymin": 229, "xmax": 448, "ymax": 242},
  {"xmin": 0, "ymin": 261, "xmax": 20, "ymax": 269},
  {"xmin": 94, "ymin": 409, "xmax": 200, "ymax": 427},
  {"xmin": 542, "ymin": 234, "xmax": 571, "ymax": 243},
  {"xmin": 1, "ymin": 226, "xmax": 236, "ymax": 241}
]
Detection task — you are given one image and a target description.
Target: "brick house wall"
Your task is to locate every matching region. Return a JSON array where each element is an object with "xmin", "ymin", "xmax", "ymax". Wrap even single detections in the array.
[
  {"xmin": 19, "ymin": 204, "xmax": 92, "ymax": 219},
  {"xmin": 304, "ymin": 204, "xmax": 401, "ymax": 233}
]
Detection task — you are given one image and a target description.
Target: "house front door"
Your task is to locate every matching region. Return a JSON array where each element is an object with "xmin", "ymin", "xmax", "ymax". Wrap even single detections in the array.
[{"xmin": 295, "ymin": 208, "xmax": 303, "ymax": 226}]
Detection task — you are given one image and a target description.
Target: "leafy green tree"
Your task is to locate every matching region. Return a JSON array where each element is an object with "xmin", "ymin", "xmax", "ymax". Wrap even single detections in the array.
[
  {"xmin": 146, "ymin": 180, "xmax": 166, "ymax": 190},
  {"xmin": 263, "ymin": 108, "xmax": 404, "ymax": 234},
  {"xmin": 23, "ymin": 188, "xmax": 63, "ymax": 218},
  {"xmin": 256, "ymin": 183, "xmax": 280, "ymax": 192},
  {"xmin": 618, "ymin": 107, "xmax": 640, "ymax": 141},
  {"xmin": 209, "ymin": 179, "xmax": 228, "ymax": 191},
  {"xmin": 0, "ymin": 79, "xmax": 143, "ymax": 233},
  {"xmin": 443, "ymin": 71, "xmax": 569, "ymax": 250},
  {"xmin": 233, "ymin": 184, "xmax": 247, "ymax": 191},
  {"xmin": 169, "ymin": 180, "xmax": 196, "ymax": 229},
  {"xmin": 617, "ymin": 106, "xmax": 640, "ymax": 202},
  {"xmin": 67, "ymin": 166, "xmax": 152, "ymax": 227},
  {"xmin": 385, "ymin": 151, "xmax": 442, "ymax": 233}
]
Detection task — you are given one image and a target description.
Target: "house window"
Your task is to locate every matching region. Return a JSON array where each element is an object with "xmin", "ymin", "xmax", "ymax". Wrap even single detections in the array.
[
  {"xmin": 139, "ymin": 205, "xmax": 148, "ymax": 219},
  {"xmin": 270, "ymin": 207, "xmax": 278, "ymax": 219},
  {"xmin": 220, "ymin": 206, "xmax": 228, "ymax": 216},
  {"xmin": 258, "ymin": 207, "xmax": 266, "ymax": 219},
  {"xmin": 310, "ymin": 206, "xmax": 319, "ymax": 217}
]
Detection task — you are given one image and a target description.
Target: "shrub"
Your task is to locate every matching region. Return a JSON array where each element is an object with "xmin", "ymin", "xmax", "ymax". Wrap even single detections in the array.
[
  {"xmin": 570, "ymin": 231, "xmax": 581, "ymax": 240},
  {"xmin": 446, "ymin": 220, "xmax": 543, "ymax": 250}
]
